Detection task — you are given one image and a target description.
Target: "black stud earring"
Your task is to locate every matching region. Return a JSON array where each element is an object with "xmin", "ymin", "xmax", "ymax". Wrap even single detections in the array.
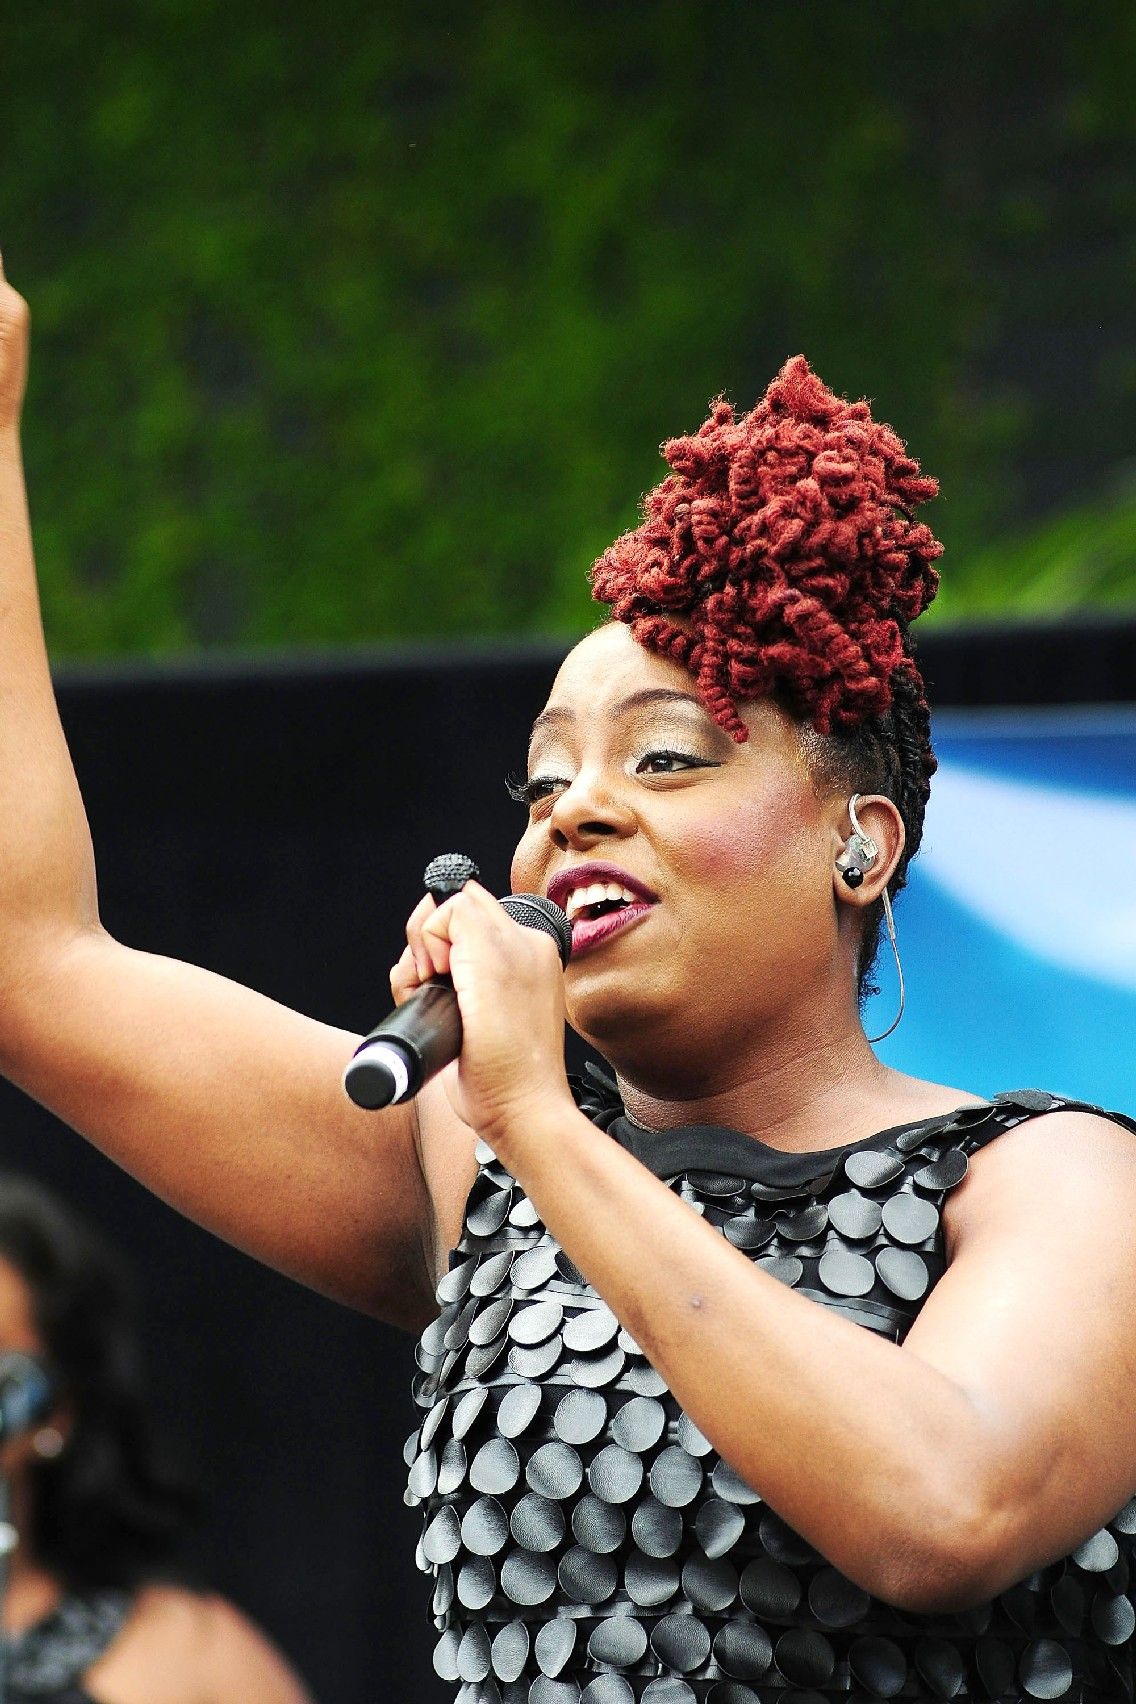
[{"xmin": 835, "ymin": 797, "xmax": 878, "ymax": 889}]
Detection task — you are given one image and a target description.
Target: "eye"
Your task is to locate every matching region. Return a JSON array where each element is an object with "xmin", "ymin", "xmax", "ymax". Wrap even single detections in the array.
[
  {"xmin": 506, "ymin": 770, "xmax": 569, "ymax": 808},
  {"xmin": 634, "ymin": 748, "xmax": 718, "ymax": 776}
]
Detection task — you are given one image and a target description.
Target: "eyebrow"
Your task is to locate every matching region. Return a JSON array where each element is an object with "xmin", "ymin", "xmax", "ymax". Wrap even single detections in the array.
[{"xmin": 528, "ymin": 687, "xmax": 709, "ymax": 743}]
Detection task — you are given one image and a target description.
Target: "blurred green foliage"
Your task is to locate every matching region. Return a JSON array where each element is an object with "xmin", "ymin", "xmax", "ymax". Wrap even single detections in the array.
[{"xmin": 4, "ymin": 0, "xmax": 1135, "ymax": 654}]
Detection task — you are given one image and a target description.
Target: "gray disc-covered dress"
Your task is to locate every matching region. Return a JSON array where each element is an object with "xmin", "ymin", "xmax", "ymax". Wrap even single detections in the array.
[{"xmin": 406, "ymin": 1076, "xmax": 1136, "ymax": 1703}]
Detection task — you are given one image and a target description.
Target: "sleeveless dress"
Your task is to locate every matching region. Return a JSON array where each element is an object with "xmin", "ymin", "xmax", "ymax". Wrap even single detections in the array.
[
  {"xmin": 2, "ymin": 1590, "xmax": 131, "ymax": 1704},
  {"xmin": 406, "ymin": 1078, "xmax": 1136, "ymax": 1703}
]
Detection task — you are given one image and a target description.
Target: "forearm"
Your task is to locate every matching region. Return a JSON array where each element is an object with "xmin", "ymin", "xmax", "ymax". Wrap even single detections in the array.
[
  {"xmin": 497, "ymin": 1096, "xmax": 1003, "ymax": 1607},
  {"xmin": 0, "ymin": 426, "xmax": 100, "ymax": 957}
]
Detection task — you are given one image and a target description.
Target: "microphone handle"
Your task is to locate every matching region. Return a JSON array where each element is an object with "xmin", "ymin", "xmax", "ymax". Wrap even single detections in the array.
[
  {"xmin": 343, "ymin": 889, "xmax": 570, "ymax": 1111},
  {"xmin": 345, "ymin": 981, "xmax": 461, "ymax": 1110}
]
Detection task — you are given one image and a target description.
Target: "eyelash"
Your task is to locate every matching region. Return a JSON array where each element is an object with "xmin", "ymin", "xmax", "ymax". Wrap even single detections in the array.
[{"xmin": 505, "ymin": 749, "xmax": 716, "ymax": 808}]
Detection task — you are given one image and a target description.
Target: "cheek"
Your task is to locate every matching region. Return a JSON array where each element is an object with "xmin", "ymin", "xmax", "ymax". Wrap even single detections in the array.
[
  {"xmin": 509, "ymin": 827, "xmax": 541, "ymax": 895},
  {"xmin": 668, "ymin": 795, "xmax": 785, "ymax": 888}
]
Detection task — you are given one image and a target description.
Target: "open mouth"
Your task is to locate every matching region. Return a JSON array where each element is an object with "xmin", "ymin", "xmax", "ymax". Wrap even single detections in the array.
[
  {"xmin": 563, "ymin": 885, "xmax": 655, "ymax": 957},
  {"xmin": 565, "ymin": 886, "xmax": 641, "ymax": 925},
  {"xmin": 546, "ymin": 867, "xmax": 658, "ymax": 959}
]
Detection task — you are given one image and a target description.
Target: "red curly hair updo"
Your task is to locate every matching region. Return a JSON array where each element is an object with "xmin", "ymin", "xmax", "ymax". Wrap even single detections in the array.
[{"xmin": 590, "ymin": 355, "xmax": 943, "ymax": 743}]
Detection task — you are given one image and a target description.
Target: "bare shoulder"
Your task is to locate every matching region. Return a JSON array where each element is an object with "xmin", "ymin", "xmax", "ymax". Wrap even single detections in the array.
[
  {"xmin": 85, "ymin": 1584, "xmax": 312, "ymax": 1704},
  {"xmin": 944, "ymin": 1102, "xmax": 1136, "ymax": 1253}
]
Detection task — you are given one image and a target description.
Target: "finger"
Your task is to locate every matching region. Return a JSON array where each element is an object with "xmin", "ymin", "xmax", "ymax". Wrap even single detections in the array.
[
  {"xmin": 389, "ymin": 945, "xmax": 421, "ymax": 1006},
  {"xmin": 404, "ymin": 892, "xmax": 438, "ymax": 983},
  {"xmin": 418, "ymin": 906, "xmax": 453, "ymax": 979}
]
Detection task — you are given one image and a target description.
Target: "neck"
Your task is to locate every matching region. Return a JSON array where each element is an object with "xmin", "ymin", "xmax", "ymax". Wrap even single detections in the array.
[
  {"xmin": 0, "ymin": 1475, "xmax": 62, "ymax": 1636},
  {"xmin": 616, "ymin": 1021, "xmax": 896, "ymax": 1152}
]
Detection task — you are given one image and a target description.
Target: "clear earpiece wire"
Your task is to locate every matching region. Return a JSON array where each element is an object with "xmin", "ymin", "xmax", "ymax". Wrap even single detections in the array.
[
  {"xmin": 868, "ymin": 887, "xmax": 906, "ymax": 1045},
  {"xmin": 847, "ymin": 795, "xmax": 906, "ymax": 1045}
]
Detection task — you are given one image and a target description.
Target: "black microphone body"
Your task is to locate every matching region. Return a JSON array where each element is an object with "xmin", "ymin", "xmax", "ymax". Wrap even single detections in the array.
[{"xmin": 345, "ymin": 891, "xmax": 571, "ymax": 1110}]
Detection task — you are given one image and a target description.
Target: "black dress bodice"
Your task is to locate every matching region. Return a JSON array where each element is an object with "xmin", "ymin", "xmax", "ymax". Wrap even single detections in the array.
[
  {"xmin": 406, "ymin": 1080, "xmax": 1136, "ymax": 1703},
  {"xmin": 3, "ymin": 1591, "xmax": 130, "ymax": 1703}
]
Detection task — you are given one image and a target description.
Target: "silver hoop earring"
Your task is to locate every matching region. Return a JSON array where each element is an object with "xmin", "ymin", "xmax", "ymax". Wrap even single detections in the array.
[{"xmin": 838, "ymin": 794, "xmax": 906, "ymax": 1045}]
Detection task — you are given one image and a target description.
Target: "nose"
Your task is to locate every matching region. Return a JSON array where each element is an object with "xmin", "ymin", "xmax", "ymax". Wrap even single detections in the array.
[{"xmin": 547, "ymin": 771, "xmax": 637, "ymax": 852}]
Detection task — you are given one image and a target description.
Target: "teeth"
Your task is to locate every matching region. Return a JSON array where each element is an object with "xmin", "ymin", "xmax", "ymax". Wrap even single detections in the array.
[{"xmin": 564, "ymin": 880, "xmax": 642, "ymax": 922}]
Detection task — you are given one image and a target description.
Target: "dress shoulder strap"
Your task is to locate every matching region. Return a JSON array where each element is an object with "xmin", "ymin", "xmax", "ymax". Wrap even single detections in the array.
[{"xmin": 957, "ymin": 1090, "xmax": 1136, "ymax": 1156}]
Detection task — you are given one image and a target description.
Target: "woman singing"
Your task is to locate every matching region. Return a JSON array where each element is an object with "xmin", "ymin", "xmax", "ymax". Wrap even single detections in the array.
[{"xmin": 0, "ymin": 253, "xmax": 1134, "ymax": 1703}]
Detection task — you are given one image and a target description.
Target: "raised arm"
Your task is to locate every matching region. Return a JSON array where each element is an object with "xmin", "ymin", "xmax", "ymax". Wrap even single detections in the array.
[{"xmin": 0, "ymin": 259, "xmax": 450, "ymax": 1324}]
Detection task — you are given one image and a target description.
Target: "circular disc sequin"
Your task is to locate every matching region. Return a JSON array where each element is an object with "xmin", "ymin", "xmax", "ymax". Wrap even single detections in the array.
[
  {"xmin": 587, "ymin": 1617, "xmax": 649, "ymax": 1667},
  {"xmin": 451, "ymin": 1387, "xmax": 489, "ymax": 1439},
  {"xmin": 631, "ymin": 1496, "xmax": 684, "ymax": 1559},
  {"xmin": 624, "ymin": 1550, "xmax": 680, "ymax": 1608},
  {"xmin": 534, "ymin": 1617, "xmax": 578, "ymax": 1677},
  {"xmin": 915, "ymin": 1149, "xmax": 969, "ymax": 1190},
  {"xmin": 569, "ymin": 1345, "xmax": 626, "ymax": 1388},
  {"xmin": 817, "ymin": 1248, "xmax": 875, "ymax": 1297},
  {"xmin": 775, "ymin": 1628, "xmax": 836, "ymax": 1688},
  {"xmin": 695, "ymin": 1497, "xmax": 746, "ymax": 1559},
  {"xmin": 461, "ymin": 1497, "xmax": 509, "ymax": 1557},
  {"xmin": 559, "ymin": 1545, "xmax": 618, "ymax": 1605},
  {"xmin": 510, "ymin": 1301, "xmax": 564, "ymax": 1346},
  {"xmin": 740, "ymin": 1556, "xmax": 802, "ymax": 1619},
  {"xmin": 500, "ymin": 1547, "xmax": 557, "ymax": 1606},
  {"xmin": 713, "ymin": 1622, "xmax": 773, "ymax": 1681},
  {"xmin": 554, "ymin": 1388, "xmax": 608, "ymax": 1446},
  {"xmin": 510, "ymin": 1491, "xmax": 566, "ymax": 1553},
  {"xmin": 571, "ymin": 1493, "xmax": 626, "ymax": 1555},
  {"xmin": 588, "ymin": 1443, "xmax": 644, "ymax": 1504},
  {"xmin": 512, "ymin": 1243, "xmax": 559, "ymax": 1291},
  {"xmin": 682, "ymin": 1552, "xmax": 739, "ymax": 1613},
  {"xmin": 611, "ymin": 1396, "xmax": 666, "ymax": 1453},
  {"xmin": 880, "ymin": 1192, "xmax": 939, "ymax": 1247},
  {"xmin": 651, "ymin": 1613, "xmax": 712, "ymax": 1673},
  {"xmin": 491, "ymin": 1621, "xmax": 530, "ymax": 1684},
  {"xmin": 563, "ymin": 1306, "xmax": 620, "ymax": 1353},
  {"xmin": 844, "ymin": 1148, "xmax": 905, "ymax": 1189},
  {"xmin": 875, "ymin": 1245, "xmax": 930, "ymax": 1301},
  {"xmin": 828, "ymin": 1190, "xmax": 884, "ymax": 1241},
  {"xmin": 437, "ymin": 1437, "xmax": 467, "ymax": 1496},
  {"xmin": 497, "ymin": 1382, "xmax": 543, "ymax": 1439},
  {"xmin": 581, "ymin": 1677, "xmax": 635, "ymax": 1704},
  {"xmin": 650, "ymin": 1445, "xmax": 704, "ymax": 1508},
  {"xmin": 469, "ymin": 1437, "xmax": 521, "ymax": 1495},
  {"xmin": 509, "ymin": 1337, "xmax": 563, "ymax": 1379},
  {"xmin": 527, "ymin": 1441, "xmax": 585, "ymax": 1500},
  {"xmin": 469, "ymin": 1296, "xmax": 514, "ymax": 1345}
]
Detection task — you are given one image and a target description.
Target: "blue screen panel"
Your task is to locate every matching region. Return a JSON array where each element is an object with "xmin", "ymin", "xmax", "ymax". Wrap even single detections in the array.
[{"xmin": 870, "ymin": 706, "xmax": 1136, "ymax": 1117}]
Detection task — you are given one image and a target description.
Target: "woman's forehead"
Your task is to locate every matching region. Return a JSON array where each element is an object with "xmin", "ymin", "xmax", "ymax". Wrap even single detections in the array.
[
  {"xmin": 545, "ymin": 623, "xmax": 695, "ymax": 710},
  {"xmin": 534, "ymin": 623, "xmax": 788, "ymax": 750}
]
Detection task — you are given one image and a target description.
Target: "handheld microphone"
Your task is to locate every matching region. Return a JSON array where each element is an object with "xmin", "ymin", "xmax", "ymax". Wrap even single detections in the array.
[
  {"xmin": 0, "ymin": 1352, "xmax": 55, "ymax": 1443},
  {"xmin": 344, "ymin": 854, "xmax": 572, "ymax": 1111}
]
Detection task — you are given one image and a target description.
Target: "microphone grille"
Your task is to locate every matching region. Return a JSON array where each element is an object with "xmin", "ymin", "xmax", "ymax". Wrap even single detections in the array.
[
  {"xmin": 423, "ymin": 853, "xmax": 480, "ymax": 903},
  {"xmin": 499, "ymin": 893, "xmax": 573, "ymax": 967}
]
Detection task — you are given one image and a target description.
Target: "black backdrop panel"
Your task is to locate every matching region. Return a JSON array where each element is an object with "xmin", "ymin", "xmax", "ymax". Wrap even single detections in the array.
[{"xmin": 0, "ymin": 620, "xmax": 1129, "ymax": 1703}]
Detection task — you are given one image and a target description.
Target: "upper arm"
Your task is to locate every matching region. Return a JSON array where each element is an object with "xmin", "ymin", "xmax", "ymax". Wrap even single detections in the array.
[
  {"xmin": 197, "ymin": 1595, "xmax": 315, "ymax": 1704},
  {"xmin": 905, "ymin": 1109, "xmax": 1136, "ymax": 1574},
  {"xmin": 0, "ymin": 926, "xmax": 446, "ymax": 1322},
  {"xmin": 85, "ymin": 1585, "xmax": 314, "ymax": 1704}
]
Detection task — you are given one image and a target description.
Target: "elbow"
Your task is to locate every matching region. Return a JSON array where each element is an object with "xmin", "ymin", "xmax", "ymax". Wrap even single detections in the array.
[{"xmin": 867, "ymin": 1474, "xmax": 1023, "ymax": 1614}]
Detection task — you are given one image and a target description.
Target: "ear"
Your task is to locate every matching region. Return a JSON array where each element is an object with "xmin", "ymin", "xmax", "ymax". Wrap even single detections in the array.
[{"xmin": 831, "ymin": 794, "xmax": 905, "ymax": 911}]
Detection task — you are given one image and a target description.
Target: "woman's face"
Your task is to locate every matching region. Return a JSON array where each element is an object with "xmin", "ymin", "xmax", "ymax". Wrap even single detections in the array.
[
  {"xmin": 0, "ymin": 1253, "xmax": 50, "ymax": 1477},
  {"xmin": 510, "ymin": 624, "xmax": 849, "ymax": 1087}
]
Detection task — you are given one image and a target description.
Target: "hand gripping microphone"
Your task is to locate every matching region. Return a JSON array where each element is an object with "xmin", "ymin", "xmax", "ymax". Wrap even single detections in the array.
[{"xmin": 344, "ymin": 854, "xmax": 572, "ymax": 1110}]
